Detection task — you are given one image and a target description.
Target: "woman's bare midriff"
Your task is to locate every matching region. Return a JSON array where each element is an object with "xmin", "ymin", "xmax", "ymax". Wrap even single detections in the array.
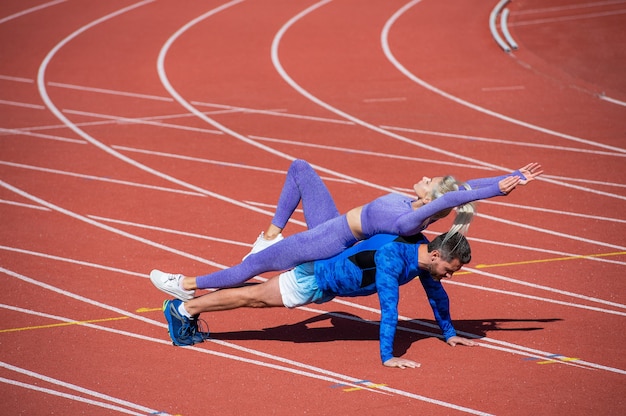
[{"xmin": 346, "ymin": 206, "xmax": 365, "ymax": 240}]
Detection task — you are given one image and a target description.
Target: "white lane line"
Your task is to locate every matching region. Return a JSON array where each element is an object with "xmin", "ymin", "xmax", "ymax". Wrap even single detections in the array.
[
  {"xmin": 3, "ymin": 244, "xmax": 623, "ymax": 375},
  {"xmin": 157, "ymin": 0, "xmax": 408, "ymax": 196},
  {"xmin": 111, "ymin": 145, "xmax": 354, "ymax": 185},
  {"xmin": 271, "ymin": 0, "xmax": 626, "ymax": 211},
  {"xmin": 5, "ymin": 79, "xmax": 623, "ymax": 158},
  {"xmin": 0, "ymin": 127, "xmax": 86, "ymax": 144},
  {"xmin": 87, "ymin": 215, "xmax": 257, "ymax": 248},
  {"xmin": 381, "ymin": 0, "xmax": 626, "ymax": 153},
  {"xmin": 35, "ymin": 0, "xmax": 278, "ymax": 221},
  {"xmin": 0, "ymin": 75, "xmax": 34, "ymax": 83},
  {"xmin": 0, "ymin": 0, "xmax": 67, "ymax": 25},
  {"xmin": 478, "ymin": 212, "xmax": 626, "ymax": 250},
  {"xmin": 1, "ymin": 278, "xmax": 505, "ymax": 414},
  {"xmin": 0, "ymin": 199, "xmax": 51, "ymax": 211},
  {"xmin": 0, "ymin": 361, "xmax": 165, "ymax": 416},
  {"xmin": 0, "ymin": 245, "xmax": 145, "ymax": 278},
  {"xmin": 447, "ymin": 279, "xmax": 626, "ymax": 316},
  {"xmin": 327, "ymin": 299, "xmax": 626, "ymax": 374},
  {"xmin": 0, "ymin": 161, "xmax": 207, "ymax": 197},
  {"xmin": 515, "ymin": 0, "xmax": 626, "ymax": 15},
  {"xmin": 0, "ymin": 99, "xmax": 45, "ymax": 109},
  {"xmin": 48, "ymin": 81, "xmax": 174, "ymax": 102},
  {"xmin": 481, "ymin": 199, "xmax": 626, "ymax": 223},
  {"xmin": 3, "ymin": 222, "xmax": 623, "ymax": 375},
  {"xmin": 510, "ymin": 9, "xmax": 626, "ymax": 26},
  {"xmin": 379, "ymin": 125, "xmax": 626, "ymax": 158},
  {"xmin": 0, "ymin": 304, "xmax": 386, "ymax": 399},
  {"xmin": 0, "ymin": 377, "xmax": 144, "ymax": 415}
]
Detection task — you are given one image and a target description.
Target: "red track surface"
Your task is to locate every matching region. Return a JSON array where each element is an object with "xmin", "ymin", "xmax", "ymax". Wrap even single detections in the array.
[{"xmin": 1, "ymin": 1, "xmax": 625, "ymax": 415}]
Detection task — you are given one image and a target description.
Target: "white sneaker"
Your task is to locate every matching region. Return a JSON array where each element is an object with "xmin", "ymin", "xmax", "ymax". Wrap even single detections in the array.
[
  {"xmin": 150, "ymin": 269, "xmax": 195, "ymax": 301},
  {"xmin": 242, "ymin": 232, "xmax": 284, "ymax": 260}
]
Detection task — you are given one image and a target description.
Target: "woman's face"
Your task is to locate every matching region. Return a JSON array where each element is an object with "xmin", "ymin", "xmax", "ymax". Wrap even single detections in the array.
[{"xmin": 413, "ymin": 176, "xmax": 444, "ymax": 202}]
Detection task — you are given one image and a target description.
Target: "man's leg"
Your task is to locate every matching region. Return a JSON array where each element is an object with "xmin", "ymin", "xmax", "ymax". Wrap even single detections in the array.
[
  {"xmin": 185, "ymin": 275, "xmax": 284, "ymax": 316},
  {"xmin": 162, "ymin": 276, "xmax": 283, "ymax": 346}
]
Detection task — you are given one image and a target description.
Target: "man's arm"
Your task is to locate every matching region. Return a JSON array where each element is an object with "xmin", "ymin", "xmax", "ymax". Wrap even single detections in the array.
[
  {"xmin": 375, "ymin": 245, "xmax": 421, "ymax": 368},
  {"xmin": 418, "ymin": 275, "xmax": 476, "ymax": 346}
]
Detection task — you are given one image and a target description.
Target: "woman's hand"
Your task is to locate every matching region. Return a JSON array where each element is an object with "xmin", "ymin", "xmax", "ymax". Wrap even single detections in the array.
[
  {"xmin": 499, "ymin": 176, "xmax": 521, "ymax": 194},
  {"xmin": 518, "ymin": 163, "xmax": 544, "ymax": 184}
]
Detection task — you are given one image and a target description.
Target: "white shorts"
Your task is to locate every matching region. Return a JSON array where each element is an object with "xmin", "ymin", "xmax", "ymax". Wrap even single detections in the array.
[{"xmin": 278, "ymin": 262, "xmax": 334, "ymax": 308}]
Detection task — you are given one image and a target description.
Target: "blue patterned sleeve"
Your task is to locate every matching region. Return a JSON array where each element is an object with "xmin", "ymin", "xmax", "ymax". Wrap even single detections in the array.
[
  {"xmin": 374, "ymin": 246, "xmax": 404, "ymax": 363},
  {"xmin": 418, "ymin": 275, "xmax": 456, "ymax": 340}
]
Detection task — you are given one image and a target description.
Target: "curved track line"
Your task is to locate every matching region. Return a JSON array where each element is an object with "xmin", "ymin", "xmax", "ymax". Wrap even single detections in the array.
[
  {"xmin": 0, "ymin": 0, "xmax": 67, "ymax": 25},
  {"xmin": 267, "ymin": 0, "xmax": 625, "ymax": 251},
  {"xmin": 6, "ymin": 179, "xmax": 619, "ymax": 391},
  {"xmin": 156, "ymin": 0, "xmax": 403, "ymax": 195},
  {"xmin": 34, "ymin": 0, "xmax": 620, "ymax": 260},
  {"xmin": 270, "ymin": 0, "xmax": 626, "ymax": 204},
  {"xmin": 3, "ymin": 173, "xmax": 622, "ymax": 374},
  {"xmin": 270, "ymin": 0, "xmax": 525, "ymax": 173},
  {"xmin": 27, "ymin": 0, "xmax": 621, "ymax": 330},
  {"xmin": 0, "ymin": 184, "xmax": 489, "ymax": 404},
  {"xmin": 382, "ymin": 0, "xmax": 626, "ymax": 154},
  {"xmin": 35, "ymin": 0, "xmax": 278, "ymax": 220}
]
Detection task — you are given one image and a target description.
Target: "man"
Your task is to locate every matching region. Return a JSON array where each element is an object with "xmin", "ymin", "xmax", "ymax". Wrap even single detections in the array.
[{"xmin": 152, "ymin": 232, "xmax": 476, "ymax": 369}]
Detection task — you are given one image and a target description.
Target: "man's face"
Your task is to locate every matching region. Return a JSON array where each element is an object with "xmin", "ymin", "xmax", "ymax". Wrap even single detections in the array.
[{"xmin": 429, "ymin": 252, "xmax": 464, "ymax": 281}]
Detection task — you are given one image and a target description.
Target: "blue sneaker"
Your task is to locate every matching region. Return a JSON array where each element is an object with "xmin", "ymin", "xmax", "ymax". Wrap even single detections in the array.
[
  {"xmin": 191, "ymin": 317, "xmax": 210, "ymax": 343},
  {"xmin": 163, "ymin": 299, "xmax": 196, "ymax": 346}
]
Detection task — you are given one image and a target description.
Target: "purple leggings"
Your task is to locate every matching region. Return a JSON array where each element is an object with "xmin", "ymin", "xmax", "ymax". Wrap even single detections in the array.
[{"xmin": 196, "ymin": 160, "xmax": 358, "ymax": 289}]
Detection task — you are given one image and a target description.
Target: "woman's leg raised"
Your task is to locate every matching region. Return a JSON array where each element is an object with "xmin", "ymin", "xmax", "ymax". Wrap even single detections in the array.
[{"xmin": 196, "ymin": 215, "xmax": 356, "ymax": 289}]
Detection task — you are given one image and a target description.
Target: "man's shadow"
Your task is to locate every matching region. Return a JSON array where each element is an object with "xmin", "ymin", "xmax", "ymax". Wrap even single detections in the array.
[{"xmin": 210, "ymin": 312, "xmax": 561, "ymax": 355}]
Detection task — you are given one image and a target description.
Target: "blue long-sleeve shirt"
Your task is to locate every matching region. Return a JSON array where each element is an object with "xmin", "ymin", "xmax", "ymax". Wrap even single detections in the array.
[{"xmin": 313, "ymin": 233, "xmax": 457, "ymax": 363}]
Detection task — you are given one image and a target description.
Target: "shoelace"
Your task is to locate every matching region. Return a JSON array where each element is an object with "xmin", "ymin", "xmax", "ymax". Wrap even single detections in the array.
[
  {"xmin": 177, "ymin": 321, "xmax": 195, "ymax": 339},
  {"xmin": 191, "ymin": 317, "xmax": 210, "ymax": 341}
]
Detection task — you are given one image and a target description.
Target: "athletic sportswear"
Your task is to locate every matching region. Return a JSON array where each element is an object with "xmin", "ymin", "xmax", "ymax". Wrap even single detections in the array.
[
  {"xmin": 313, "ymin": 233, "xmax": 456, "ymax": 363},
  {"xmin": 196, "ymin": 160, "xmax": 521, "ymax": 289}
]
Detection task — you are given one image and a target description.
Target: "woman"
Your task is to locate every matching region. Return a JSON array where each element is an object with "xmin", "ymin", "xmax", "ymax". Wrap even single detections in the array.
[{"xmin": 151, "ymin": 160, "xmax": 542, "ymax": 300}]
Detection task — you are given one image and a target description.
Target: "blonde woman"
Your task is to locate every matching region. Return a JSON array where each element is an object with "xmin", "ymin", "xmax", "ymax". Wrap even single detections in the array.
[{"xmin": 151, "ymin": 160, "xmax": 542, "ymax": 299}]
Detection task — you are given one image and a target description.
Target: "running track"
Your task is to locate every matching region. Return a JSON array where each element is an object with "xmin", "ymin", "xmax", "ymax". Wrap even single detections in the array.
[{"xmin": 1, "ymin": 0, "xmax": 625, "ymax": 415}]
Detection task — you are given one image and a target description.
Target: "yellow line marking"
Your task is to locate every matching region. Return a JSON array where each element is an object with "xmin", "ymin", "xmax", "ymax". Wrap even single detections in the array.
[
  {"xmin": 466, "ymin": 251, "xmax": 626, "ymax": 271},
  {"xmin": 537, "ymin": 357, "xmax": 579, "ymax": 365},
  {"xmin": 1, "ymin": 306, "xmax": 161, "ymax": 334},
  {"xmin": 344, "ymin": 383, "xmax": 387, "ymax": 392},
  {"xmin": 135, "ymin": 307, "xmax": 162, "ymax": 313},
  {"xmin": 0, "ymin": 316, "xmax": 128, "ymax": 333}
]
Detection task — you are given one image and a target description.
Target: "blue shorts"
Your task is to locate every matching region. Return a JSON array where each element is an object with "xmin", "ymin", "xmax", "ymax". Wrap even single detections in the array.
[{"xmin": 278, "ymin": 262, "xmax": 335, "ymax": 308}]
